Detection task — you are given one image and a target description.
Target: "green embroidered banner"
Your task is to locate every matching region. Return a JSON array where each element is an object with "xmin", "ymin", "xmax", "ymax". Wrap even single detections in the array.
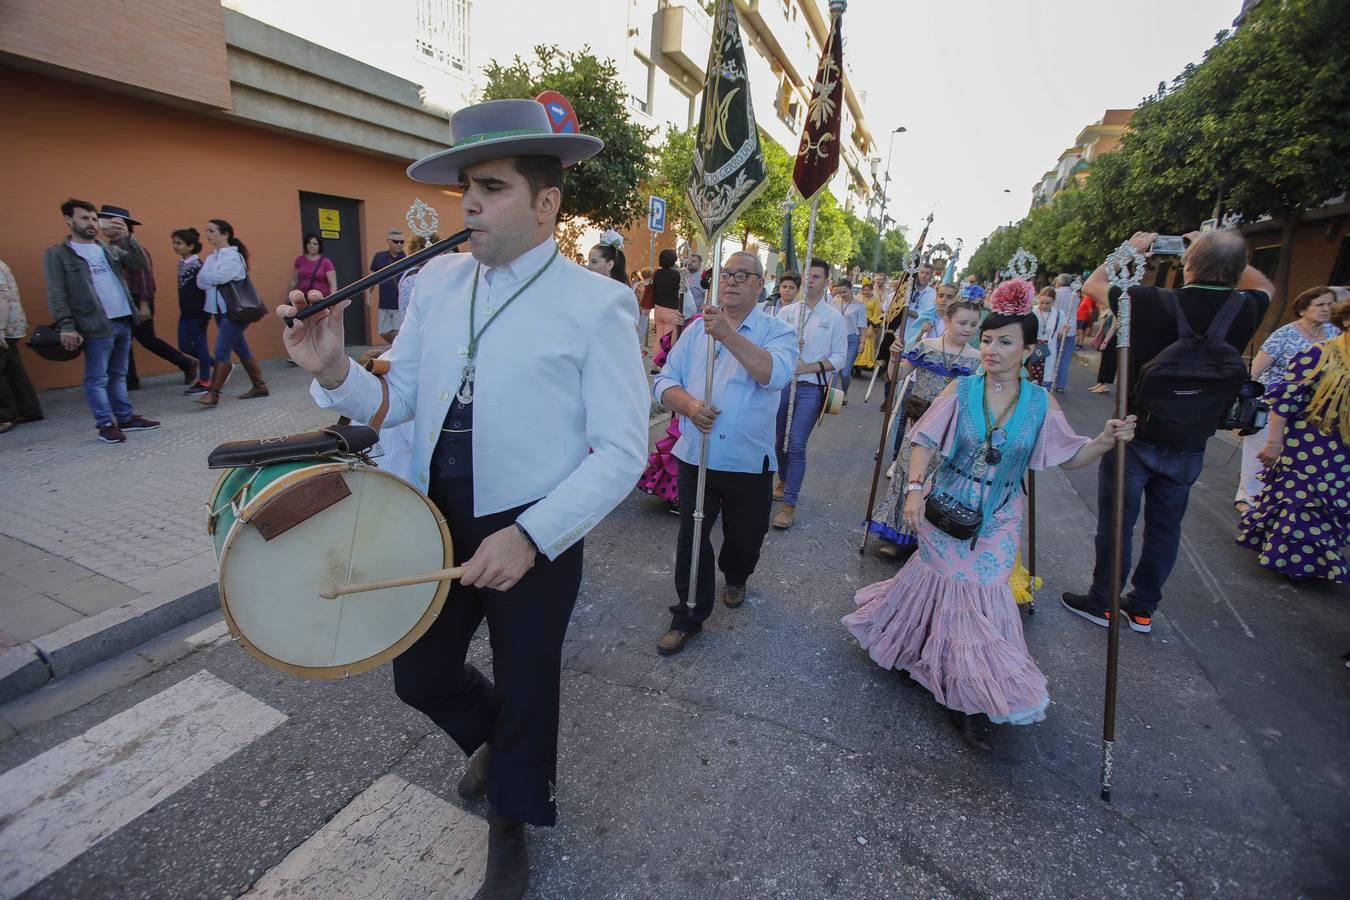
[{"xmin": 686, "ymin": 0, "xmax": 767, "ymax": 242}]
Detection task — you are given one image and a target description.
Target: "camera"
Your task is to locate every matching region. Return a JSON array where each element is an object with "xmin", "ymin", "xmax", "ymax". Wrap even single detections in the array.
[
  {"xmin": 1221, "ymin": 380, "xmax": 1269, "ymax": 436},
  {"xmin": 1151, "ymin": 235, "xmax": 1186, "ymax": 255}
]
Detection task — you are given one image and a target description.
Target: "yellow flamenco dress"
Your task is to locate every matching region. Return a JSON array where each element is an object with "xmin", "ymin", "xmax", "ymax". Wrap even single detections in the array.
[{"xmin": 856, "ymin": 296, "xmax": 882, "ymax": 369}]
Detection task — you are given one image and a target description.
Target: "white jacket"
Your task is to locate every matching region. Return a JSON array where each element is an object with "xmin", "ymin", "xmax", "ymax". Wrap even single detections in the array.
[
  {"xmin": 311, "ymin": 238, "xmax": 650, "ymax": 560},
  {"xmin": 197, "ymin": 245, "xmax": 247, "ymax": 315}
]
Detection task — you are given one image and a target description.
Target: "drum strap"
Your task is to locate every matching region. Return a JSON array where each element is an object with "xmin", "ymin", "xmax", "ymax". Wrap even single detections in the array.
[{"xmin": 336, "ymin": 358, "xmax": 392, "ymax": 431}]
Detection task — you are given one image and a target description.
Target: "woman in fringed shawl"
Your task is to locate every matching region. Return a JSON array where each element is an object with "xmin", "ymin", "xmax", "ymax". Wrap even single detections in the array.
[{"xmin": 843, "ymin": 279, "xmax": 1136, "ymax": 748}]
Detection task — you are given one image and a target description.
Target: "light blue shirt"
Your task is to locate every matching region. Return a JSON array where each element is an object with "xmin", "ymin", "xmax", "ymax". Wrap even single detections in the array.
[
  {"xmin": 903, "ymin": 283, "xmax": 937, "ymax": 346},
  {"xmin": 652, "ymin": 307, "xmax": 797, "ymax": 473},
  {"xmin": 836, "ymin": 298, "xmax": 867, "ymax": 335}
]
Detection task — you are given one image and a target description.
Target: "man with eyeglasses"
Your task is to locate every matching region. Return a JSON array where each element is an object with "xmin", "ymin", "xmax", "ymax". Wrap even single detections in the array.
[
  {"xmin": 771, "ymin": 256, "xmax": 847, "ymax": 529},
  {"xmin": 652, "ymin": 251, "xmax": 797, "ymax": 656},
  {"xmin": 368, "ymin": 228, "xmax": 407, "ymax": 342}
]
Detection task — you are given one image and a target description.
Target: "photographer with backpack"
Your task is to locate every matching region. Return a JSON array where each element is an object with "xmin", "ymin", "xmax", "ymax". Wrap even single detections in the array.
[{"xmin": 1062, "ymin": 230, "xmax": 1274, "ymax": 633}]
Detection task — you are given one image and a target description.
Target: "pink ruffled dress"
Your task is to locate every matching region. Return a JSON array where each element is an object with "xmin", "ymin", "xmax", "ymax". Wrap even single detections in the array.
[
  {"xmin": 636, "ymin": 325, "xmax": 689, "ymax": 503},
  {"xmin": 841, "ymin": 389, "xmax": 1089, "ymax": 725}
]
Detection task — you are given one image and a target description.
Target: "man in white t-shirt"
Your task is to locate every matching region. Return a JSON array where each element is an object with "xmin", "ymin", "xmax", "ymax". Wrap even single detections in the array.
[
  {"xmin": 43, "ymin": 198, "xmax": 159, "ymax": 443},
  {"xmin": 772, "ymin": 257, "xmax": 847, "ymax": 529}
]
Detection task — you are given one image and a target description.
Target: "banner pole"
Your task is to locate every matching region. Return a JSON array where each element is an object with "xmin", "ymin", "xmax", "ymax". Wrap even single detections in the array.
[
  {"xmin": 684, "ymin": 233, "xmax": 725, "ymax": 612},
  {"xmin": 783, "ymin": 195, "xmax": 820, "ymax": 452}
]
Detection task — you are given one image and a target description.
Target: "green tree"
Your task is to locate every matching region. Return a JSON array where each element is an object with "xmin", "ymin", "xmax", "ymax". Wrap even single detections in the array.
[
  {"xmin": 791, "ymin": 190, "xmax": 855, "ymax": 271},
  {"xmin": 965, "ymin": 0, "xmax": 1350, "ymax": 318},
  {"xmin": 876, "ymin": 227, "xmax": 911, "ymax": 274},
  {"xmin": 646, "ymin": 124, "xmax": 698, "ymax": 241},
  {"xmin": 843, "ymin": 209, "xmax": 879, "ymax": 271},
  {"xmin": 482, "ymin": 45, "xmax": 654, "ymax": 229}
]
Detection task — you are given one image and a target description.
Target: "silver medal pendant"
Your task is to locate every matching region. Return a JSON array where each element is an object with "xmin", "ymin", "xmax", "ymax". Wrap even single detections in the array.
[{"xmin": 457, "ymin": 361, "xmax": 476, "ymax": 405}]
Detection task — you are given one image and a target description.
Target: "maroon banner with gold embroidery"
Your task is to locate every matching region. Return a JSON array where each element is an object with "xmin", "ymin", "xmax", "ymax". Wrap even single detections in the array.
[{"xmin": 792, "ymin": 9, "xmax": 844, "ymax": 201}]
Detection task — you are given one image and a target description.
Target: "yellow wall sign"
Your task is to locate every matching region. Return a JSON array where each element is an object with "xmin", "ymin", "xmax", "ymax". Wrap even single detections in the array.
[{"xmin": 318, "ymin": 208, "xmax": 341, "ymax": 232}]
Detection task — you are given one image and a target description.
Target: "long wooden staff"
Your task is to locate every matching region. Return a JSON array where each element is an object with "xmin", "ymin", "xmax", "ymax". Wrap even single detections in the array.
[
  {"xmin": 683, "ymin": 236, "xmax": 725, "ymax": 613},
  {"xmin": 1100, "ymin": 242, "xmax": 1144, "ymax": 803},
  {"xmin": 1025, "ymin": 470, "xmax": 1036, "ymax": 614}
]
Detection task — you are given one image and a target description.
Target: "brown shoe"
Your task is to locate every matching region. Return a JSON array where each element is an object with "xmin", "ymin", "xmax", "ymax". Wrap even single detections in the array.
[
  {"xmin": 722, "ymin": 584, "xmax": 746, "ymax": 608},
  {"xmin": 772, "ymin": 504, "xmax": 796, "ymax": 529},
  {"xmin": 196, "ymin": 361, "xmax": 231, "ymax": 407},
  {"xmin": 772, "ymin": 480, "xmax": 786, "ymax": 501},
  {"xmin": 876, "ymin": 541, "xmax": 902, "ymax": 559},
  {"xmin": 238, "ymin": 359, "xmax": 269, "ymax": 399},
  {"xmin": 657, "ymin": 629, "xmax": 695, "ymax": 656},
  {"xmin": 457, "ymin": 742, "xmax": 491, "ymax": 799}
]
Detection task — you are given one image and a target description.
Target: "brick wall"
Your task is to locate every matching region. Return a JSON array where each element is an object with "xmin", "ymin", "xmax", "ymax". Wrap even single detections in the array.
[
  {"xmin": 0, "ymin": 0, "xmax": 232, "ymax": 110},
  {"xmin": 0, "ymin": 67, "xmax": 465, "ymax": 391}
]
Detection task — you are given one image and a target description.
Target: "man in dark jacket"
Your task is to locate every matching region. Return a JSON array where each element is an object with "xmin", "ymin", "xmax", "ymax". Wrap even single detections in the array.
[{"xmin": 44, "ymin": 198, "xmax": 160, "ymax": 443}]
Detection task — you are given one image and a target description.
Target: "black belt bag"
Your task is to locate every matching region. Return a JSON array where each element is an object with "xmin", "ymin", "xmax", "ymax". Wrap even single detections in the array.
[{"xmin": 924, "ymin": 491, "xmax": 982, "ymax": 547}]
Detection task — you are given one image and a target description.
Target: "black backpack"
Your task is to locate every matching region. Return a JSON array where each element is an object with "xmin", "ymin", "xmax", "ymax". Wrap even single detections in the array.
[{"xmin": 1133, "ymin": 290, "xmax": 1249, "ymax": 445}]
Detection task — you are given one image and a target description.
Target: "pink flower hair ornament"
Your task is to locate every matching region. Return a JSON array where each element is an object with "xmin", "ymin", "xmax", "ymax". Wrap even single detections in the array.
[{"xmin": 989, "ymin": 279, "xmax": 1035, "ymax": 316}]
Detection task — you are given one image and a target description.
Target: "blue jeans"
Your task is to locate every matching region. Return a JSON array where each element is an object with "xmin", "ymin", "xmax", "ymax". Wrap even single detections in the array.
[
  {"xmin": 1088, "ymin": 439, "xmax": 1205, "ymax": 614},
  {"xmin": 82, "ymin": 317, "xmax": 134, "ymax": 428},
  {"xmin": 774, "ymin": 380, "xmax": 825, "ymax": 506},
  {"xmin": 840, "ymin": 333, "xmax": 860, "ymax": 393},
  {"xmin": 1053, "ymin": 333, "xmax": 1076, "ymax": 390},
  {"xmin": 213, "ymin": 314, "xmax": 253, "ymax": 363},
  {"xmin": 178, "ymin": 317, "xmax": 213, "ymax": 381}
]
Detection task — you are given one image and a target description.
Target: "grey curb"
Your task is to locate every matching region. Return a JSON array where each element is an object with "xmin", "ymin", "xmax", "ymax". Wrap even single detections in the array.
[
  {"xmin": 0, "ymin": 644, "xmax": 50, "ymax": 705},
  {"xmin": 0, "ymin": 585, "xmax": 220, "ymax": 701}
]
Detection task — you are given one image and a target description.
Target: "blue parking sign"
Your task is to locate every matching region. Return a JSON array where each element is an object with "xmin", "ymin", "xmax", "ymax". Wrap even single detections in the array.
[{"xmin": 648, "ymin": 196, "xmax": 666, "ymax": 233}]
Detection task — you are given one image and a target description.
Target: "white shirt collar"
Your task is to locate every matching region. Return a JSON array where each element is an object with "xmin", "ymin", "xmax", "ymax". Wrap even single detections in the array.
[{"xmin": 485, "ymin": 236, "xmax": 557, "ymax": 285}]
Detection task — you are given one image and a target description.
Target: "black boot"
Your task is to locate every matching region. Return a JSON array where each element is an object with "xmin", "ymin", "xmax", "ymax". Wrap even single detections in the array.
[
  {"xmin": 476, "ymin": 808, "xmax": 528, "ymax": 900},
  {"xmin": 947, "ymin": 708, "xmax": 993, "ymax": 750},
  {"xmin": 458, "ymin": 743, "xmax": 491, "ymax": 799}
]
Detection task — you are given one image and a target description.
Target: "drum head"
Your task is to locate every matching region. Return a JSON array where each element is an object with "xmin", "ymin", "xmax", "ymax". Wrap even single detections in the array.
[{"xmin": 219, "ymin": 464, "xmax": 451, "ymax": 678}]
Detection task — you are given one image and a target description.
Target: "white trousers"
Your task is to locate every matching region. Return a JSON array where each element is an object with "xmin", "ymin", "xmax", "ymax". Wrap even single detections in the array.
[{"xmin": 1235, "ymin": 421, "xmax": 1269, "ymax": 505}]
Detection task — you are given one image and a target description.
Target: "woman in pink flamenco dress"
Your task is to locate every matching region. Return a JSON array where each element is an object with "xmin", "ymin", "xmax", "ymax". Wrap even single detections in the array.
[
  {"xmin": 638, "ymin": 317, "xmax": 701, "ymax": 511},
  {"xmin": 842, "ymin": 280, "xmax": 1136, "ymax": 748}
]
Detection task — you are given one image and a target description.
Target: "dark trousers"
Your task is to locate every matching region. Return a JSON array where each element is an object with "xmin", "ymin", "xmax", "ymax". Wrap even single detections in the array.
[
  {"xmin": 126, "ymin": 303, "xmax": 192, "ymax": 385},
  {"xmin": 1088, "ymin": 440, "xmax": 1205, "ymax": 615},
  {"xmin": 1096, "ymin": 340, "xmax": 1117, "ymax": 384},
  {"xmin": 669, "ymin": 459, "xmax": 773, "ymax": 632},
  {"xmin": 0, "ymin": 343, "xmax": 42, "ymax": 422},
  {"xmin": 391, "ymin": 477, "xmax": 582, "ymax": 827},
  {"xmin": 178, "ymin": 317, "xmax": 213, "ymax": 382}
]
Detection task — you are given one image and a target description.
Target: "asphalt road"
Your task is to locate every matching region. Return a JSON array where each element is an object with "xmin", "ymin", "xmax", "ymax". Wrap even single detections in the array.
[{"xmin": 1, "ymin": 355, "xmax": 1346, "ymax": 899}]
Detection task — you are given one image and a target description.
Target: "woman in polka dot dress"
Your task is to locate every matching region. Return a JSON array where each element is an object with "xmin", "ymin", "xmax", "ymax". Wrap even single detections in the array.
[{"xmin": 1237, "ymin": 300, "xmax": 1350, "ymax": 583}]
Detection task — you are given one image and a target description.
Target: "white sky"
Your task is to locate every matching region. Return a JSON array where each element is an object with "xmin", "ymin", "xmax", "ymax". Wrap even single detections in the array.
[{"xmin": 843, "ymin": 0, "xmax": 1241, "ymax": 260}]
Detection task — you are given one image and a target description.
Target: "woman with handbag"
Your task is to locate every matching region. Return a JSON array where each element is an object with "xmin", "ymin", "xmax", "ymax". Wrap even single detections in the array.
[
  {"xmin": 843, "ymin": 279, "xmax": 1135, "ymax": 749},
  {"xmin": 866, "ymin": 297, "xmax": 982, "ymax": 559},
  {"xmin": 197, "ymin": 218, "xmax": 268, "ymax": 406}
]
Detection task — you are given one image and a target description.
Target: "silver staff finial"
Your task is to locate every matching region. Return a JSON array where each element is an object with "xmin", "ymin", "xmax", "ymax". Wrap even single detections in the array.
[
  {"xmin": 406, "ymin": 198, "xmax": 440, "ymax": 241},
  {"xmin": 1006, "ymin": 248, "xmax": 1038, "ymax": 281}
]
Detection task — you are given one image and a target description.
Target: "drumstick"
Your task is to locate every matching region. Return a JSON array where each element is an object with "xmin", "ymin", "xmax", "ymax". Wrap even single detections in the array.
[{"xmin": 319, "ymin": 566, "xmax": 465, "ymax": 599}]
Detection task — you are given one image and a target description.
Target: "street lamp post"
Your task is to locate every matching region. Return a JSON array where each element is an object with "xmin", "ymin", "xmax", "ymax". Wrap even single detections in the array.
[{"xmin": 871, "ymin": 126, "xmax": 906, "ymax": 273}]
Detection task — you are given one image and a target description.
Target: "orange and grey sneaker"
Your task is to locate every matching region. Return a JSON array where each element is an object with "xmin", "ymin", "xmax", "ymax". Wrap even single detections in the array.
[{"xmin": 1121, "ymin": 607, "xmax": 1153, "ymax": 634}]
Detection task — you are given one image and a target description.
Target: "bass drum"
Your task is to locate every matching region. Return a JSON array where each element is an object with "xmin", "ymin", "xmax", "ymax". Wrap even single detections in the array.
[{"xmin": 208, "ymin": 460, "xmax": 452, "ymax": 678}]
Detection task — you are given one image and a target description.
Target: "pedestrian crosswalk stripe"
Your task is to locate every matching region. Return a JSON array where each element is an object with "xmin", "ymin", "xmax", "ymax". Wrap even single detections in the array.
[
  {"xmin": 247, "ymin": 774, "xmax": 487, "ymax": 899},
  {"xmin": 0, "ymin": 670, "xmax": 286, "ymax": 899}
]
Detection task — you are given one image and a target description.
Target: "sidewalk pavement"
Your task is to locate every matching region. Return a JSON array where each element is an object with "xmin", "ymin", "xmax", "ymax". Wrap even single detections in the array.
[
  {"xmin": 0, "ymin": 352, "xmax": 668, "ymax": 703},
  {"xmin": 0, "ymin": 357, "xmax": 342, "ymax": 701}
]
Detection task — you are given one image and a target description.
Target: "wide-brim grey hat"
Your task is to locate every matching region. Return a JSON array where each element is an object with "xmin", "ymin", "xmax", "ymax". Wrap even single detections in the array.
[{"xmin": 408, "ymin": 99, "xmax": 603, "ymax": 185}]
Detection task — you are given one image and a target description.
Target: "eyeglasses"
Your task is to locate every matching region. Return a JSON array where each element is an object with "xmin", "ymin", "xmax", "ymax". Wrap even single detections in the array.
[
  {"xmin": 720, "ymin": 269, "xmax": 760, "ymax": 284},
  {"xmin": 390, "ymin": 239, "xmax": 405, "ymax": 245}
]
